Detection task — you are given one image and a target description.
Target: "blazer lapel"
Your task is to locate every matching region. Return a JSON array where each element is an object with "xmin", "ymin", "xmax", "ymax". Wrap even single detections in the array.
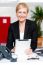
[
  {"xmin": 17, "ymin": 21, "xmax": 20, "ymax": 39},
  {"xmin": 24, "ymin": 19, "xmax": 29, "ymax": 39}
]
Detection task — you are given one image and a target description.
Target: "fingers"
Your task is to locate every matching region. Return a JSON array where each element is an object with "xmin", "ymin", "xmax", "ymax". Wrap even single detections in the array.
[{"xmin": 25, "ymin": 48, "xmax": 32, "ymax": 55}]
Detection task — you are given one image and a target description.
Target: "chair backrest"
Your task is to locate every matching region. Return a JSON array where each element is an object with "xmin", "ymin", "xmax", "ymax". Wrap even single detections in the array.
[
  {"xmin": 37, "ymin": 37, "xmax": 43, "ymax": 47},
  {"xmin": 0, "ymin": 17, "xmax": 10, "ymax": 44}
]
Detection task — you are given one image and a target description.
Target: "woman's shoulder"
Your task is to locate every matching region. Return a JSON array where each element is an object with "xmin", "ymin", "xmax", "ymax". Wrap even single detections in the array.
[
  {"xmin": 10, "ymin": 20, "xmax": 19, "ymax": 27},
  {"xmin": 26, "ymin": 19, "xmax": 35, "ymax": 25},
  {"xmin": 26, "ymin": 19, "xmax": 35, "ymax": 23}
]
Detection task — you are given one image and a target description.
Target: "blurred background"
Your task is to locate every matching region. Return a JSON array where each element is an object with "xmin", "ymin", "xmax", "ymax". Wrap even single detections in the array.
[{"xmin": 0, "ymin": 0, "xmax": 43, "ymax": 47}]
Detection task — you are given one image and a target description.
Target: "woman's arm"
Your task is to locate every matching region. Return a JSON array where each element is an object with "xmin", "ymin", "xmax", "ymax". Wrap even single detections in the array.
[
  {"xmin": 31, "ymin": 21, "xmax": 38, "ymax": 51},
  {"xmin": 6, "ymin": 25, "xmax": 15, "ymax": 51}
]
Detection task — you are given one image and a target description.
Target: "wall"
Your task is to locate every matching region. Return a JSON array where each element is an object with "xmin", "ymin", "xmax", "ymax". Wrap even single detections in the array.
[
  {"xmin": 0, "ymin": 2, "xmax": 43, "ymax": 43},
  {"xmin": 0, "ymin": 2, "xmax": 43, "ymax": 28}
]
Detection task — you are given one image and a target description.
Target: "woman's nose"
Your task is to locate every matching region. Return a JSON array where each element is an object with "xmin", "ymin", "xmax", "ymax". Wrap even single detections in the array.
[{"xmin": 20, "ymin": 12, "xmax": 25, "ymax": 16}]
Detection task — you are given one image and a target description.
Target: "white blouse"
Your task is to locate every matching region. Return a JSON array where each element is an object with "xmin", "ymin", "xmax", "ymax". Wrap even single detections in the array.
[{"xmin": 20, "ymin": 32, "xmax": 24, "ymax": 40}]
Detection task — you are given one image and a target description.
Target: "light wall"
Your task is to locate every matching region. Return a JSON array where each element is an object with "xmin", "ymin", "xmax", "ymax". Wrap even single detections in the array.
[{"xmin": 0, "ymin": 2, "xmax": 43, "ymax": 31}]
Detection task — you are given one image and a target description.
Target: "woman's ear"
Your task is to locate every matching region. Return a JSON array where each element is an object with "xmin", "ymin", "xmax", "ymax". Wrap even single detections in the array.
[
  {"xmin": 26, "ymin": 12, "xmax": 29, "ymax": 18},
  {"xmin": 16, "ymin": 12, "xmax": 18, "ymax": 18},
  {"xmin": 16, "ymin": 12, "xmax": 17, "ymax": 17},
  {"xmin": 27, "ymin": 12, "xmax": 29, "ymax": 16}
]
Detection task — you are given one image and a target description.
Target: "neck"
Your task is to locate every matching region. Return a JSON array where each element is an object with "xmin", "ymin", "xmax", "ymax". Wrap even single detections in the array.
[
  {"xmin": 19, "ymin": 20, "xmax": 26, "ymax": 26},
  {"xmin": 19, "ymin": 20, "xmax": 26, "ymax": 32}
]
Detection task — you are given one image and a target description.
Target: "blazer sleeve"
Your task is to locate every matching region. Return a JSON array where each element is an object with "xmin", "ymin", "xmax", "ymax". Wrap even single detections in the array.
[
  {"xmin": 6, "ymin": 25, "xmax": 15, "ymax": 50},
  {"xmin": 30, "ymin": 22, "xmax": 38, "ymax": 51}
]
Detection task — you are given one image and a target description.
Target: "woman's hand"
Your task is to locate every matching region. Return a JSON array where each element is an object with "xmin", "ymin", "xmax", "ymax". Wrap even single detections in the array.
[
  {"xmin": 11, "ymin": 47, "xmax": 15, "ymax": 53},
  {"xmin": 25, "ymin": 48, "xmax": 33, "ymax": 55}
]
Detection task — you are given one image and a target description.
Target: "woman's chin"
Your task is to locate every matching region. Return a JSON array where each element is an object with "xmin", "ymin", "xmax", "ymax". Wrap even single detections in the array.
[{"xmin": 19, "ymin": 19, "xmax": 26, "ymax": 22}]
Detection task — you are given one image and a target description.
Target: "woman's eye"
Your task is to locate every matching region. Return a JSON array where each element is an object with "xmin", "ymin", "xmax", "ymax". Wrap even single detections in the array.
[
  {"xmin": 23, "ymin": 12, "xmax": 26, "ymax": 14},
  {"xmin": 18, "ymin": 12, "xmax": 26, "ymax": 14},
  {"xmin": 18, "ymin": 12, "xmax": 21, "ymax": 13}
]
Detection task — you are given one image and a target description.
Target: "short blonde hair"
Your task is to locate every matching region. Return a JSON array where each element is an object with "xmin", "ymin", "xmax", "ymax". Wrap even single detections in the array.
[{"xmin": 16, "ymin": 3, "xmax": 29, "ymax": 13}]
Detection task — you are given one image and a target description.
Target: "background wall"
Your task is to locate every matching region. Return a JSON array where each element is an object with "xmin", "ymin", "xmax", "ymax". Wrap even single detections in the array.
[
  {"xmin": 0, "ymin": 2, "xmax": 43, "ymax": 30},
  {"xmin": 0, "ymin": 1, "xmax": 43, "ymax": 43}
]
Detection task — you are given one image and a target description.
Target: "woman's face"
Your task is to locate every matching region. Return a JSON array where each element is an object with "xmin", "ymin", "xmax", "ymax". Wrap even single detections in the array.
[{"xmin": 16, "ymin": 7, "xmax": 28, "ymax": 22}]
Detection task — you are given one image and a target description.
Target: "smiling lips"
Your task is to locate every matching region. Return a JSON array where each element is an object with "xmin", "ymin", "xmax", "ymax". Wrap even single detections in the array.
[{"xmin": 19, "ymin": 16, "xmax": 25, "ymax": 19}]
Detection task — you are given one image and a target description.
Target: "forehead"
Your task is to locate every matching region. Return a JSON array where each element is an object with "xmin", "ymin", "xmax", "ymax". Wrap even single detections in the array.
[
  {"xmin": 18, "ymin": 5, "xmax": 27, "ymax": 8},
  {"xmin": 17, "ymin": 6, "xmax": 27, "ymax": 12}
]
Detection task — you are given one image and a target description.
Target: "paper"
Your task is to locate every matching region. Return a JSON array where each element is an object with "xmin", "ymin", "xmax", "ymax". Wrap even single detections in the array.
[
  {"xmin": 3, "ymin": 19, "xmax": 7, "ymax": 23},
  {"xmin": 27, "ymin": 53, "xmax": 38, "ymax": 58}
]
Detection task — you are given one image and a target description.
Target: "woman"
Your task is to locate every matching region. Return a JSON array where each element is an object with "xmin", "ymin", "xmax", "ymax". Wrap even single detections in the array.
[{"xmin": 6, "ymin": 3, "xmax": 38, "ymax": 55}]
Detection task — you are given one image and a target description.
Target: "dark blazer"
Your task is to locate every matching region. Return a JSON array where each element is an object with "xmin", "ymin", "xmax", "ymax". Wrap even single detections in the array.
[{"xmin": 6, "ymin": 19, "xmax": 38, "ymax": 51}]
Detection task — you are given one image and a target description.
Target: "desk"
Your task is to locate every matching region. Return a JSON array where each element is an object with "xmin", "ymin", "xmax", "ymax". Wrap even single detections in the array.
[
  {"xmin": 0, "ymin": 40, "xmax": 43, "ymax": 65},
  {"xmin": 0, "ymin": 55, "xmax": 43, "ymax": 65}
]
